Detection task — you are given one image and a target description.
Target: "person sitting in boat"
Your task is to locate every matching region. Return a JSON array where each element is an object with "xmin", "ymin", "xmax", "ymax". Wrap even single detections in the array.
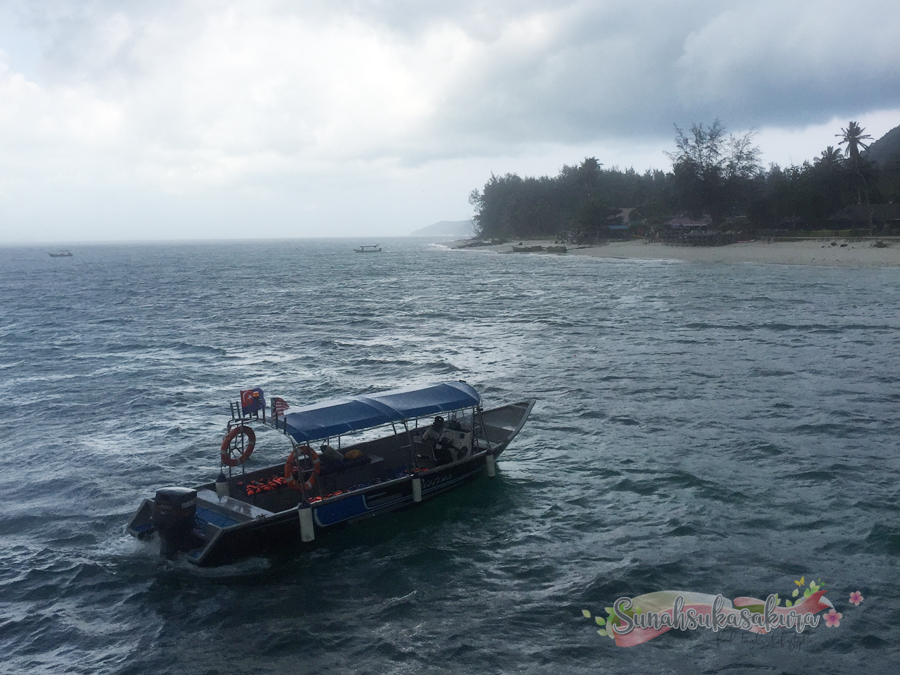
[
  {"xmin": 319, "ymin": 444, "xmax": 345, "ymax": 463},
  {"xmin": 422, "ymin": 416, "xmax": 455, "ymax": 464}
]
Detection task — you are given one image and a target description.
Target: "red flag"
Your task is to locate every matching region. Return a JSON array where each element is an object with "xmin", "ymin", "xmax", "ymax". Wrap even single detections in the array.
[{"xmin": 240, "ymin": 388, "xmax": 265, "ymax": 414}]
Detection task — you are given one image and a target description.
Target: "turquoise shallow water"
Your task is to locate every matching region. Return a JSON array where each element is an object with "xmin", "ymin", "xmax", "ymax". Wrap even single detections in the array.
[{"xmin": 0, "ymin": 239, "xmax": 898, "ymax": 674}]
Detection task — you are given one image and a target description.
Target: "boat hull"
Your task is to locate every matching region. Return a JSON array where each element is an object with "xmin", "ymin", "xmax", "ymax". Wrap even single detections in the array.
[
  {"xmin": 198, "ymin": 455, "xmax": 491, "ymax": 566},
  {"xmin": 127, "ymin": 398, "xmax": 534, "ymax": 566}
]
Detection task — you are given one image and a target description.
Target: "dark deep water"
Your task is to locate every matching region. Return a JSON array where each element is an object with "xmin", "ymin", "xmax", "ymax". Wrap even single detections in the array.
[{"xmin": 1, "ymin": 238, "xmax": 898, "ymax": 674}]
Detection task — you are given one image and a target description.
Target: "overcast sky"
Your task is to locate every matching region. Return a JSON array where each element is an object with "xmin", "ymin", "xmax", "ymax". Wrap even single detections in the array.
[{"xmin": 1, "ymin": 0, "xmax": 899, "ymax": 242}]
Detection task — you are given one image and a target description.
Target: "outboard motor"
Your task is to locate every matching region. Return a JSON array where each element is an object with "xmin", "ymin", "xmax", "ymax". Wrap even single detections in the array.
[{"xmin": 152, "ymin": 487, "xmax": 199, "ymax": 558}]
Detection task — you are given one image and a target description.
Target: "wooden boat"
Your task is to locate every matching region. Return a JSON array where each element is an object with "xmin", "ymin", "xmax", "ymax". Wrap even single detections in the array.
[
  {"xmin": 126, "ymin": 381, "xmax": 535, "ymax": 566},
  {"xmin": 354, "ymin": 244, "xmax": 382, "ymax": 253},
  {"xmin": 48, "ymin": 250, "xmax": 73, "ymax": 257}
]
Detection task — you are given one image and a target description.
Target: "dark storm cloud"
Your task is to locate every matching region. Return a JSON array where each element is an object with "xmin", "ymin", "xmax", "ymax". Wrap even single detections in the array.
[{"xmin": 418, "ymin": 0, "xmax": 900, "ymax": 154}]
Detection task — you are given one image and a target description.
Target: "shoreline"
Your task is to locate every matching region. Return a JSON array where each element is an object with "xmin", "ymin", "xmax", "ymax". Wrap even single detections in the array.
[{"xmin": 446, "ymin": 237, "xmax": 900, "ymax": 268}]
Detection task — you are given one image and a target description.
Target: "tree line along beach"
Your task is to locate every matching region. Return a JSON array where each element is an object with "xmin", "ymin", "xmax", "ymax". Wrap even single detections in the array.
[{"xmin": 458, "ymin": 119, "xmax": 900, "ymax": 267}]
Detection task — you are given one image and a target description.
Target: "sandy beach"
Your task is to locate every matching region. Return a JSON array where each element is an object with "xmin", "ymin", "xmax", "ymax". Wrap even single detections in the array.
[{"xmin": 449, "ymin": 238, "xmax": 900, "ymax": 267}]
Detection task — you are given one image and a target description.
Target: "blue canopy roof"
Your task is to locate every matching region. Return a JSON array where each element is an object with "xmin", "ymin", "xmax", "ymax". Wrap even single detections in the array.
[{"xmin": 276, "ymin": 381, "xmax": 480, "ymax": 443}]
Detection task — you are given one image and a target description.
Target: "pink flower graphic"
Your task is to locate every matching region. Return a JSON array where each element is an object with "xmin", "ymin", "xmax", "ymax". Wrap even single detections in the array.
[
  {"xmin": 825, "ymin": 609, "xmax": 842, "ymax": 628},
  {"xmin": 849, "ymin": 591, "xmax": 864, "ymax": 606}
]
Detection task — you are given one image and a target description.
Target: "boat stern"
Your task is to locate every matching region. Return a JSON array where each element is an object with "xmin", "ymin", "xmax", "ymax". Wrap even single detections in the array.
[{"xmin": 126, "ymin": 488, "xmax": 216, "ymax": 563}]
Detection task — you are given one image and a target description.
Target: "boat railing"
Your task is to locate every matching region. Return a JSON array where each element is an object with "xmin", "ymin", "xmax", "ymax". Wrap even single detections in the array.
[
  {"xmin": 229, "ymin": 400, "xmax": 266, "ymax": 423},
  {"xmin": 221, "ymin": 401, "xmax": 498, "ymax": 500},
  {"xmin": 221, "ymin": 401, "xmax": 269, "ymax": 479}
]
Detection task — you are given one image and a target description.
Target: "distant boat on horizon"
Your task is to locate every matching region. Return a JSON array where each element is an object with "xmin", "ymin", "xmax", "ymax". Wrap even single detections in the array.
[
  {"xmin": 48, "ymin": 250, "xmax": 73, "ymax": 257},
  {"xmin": 354, "ymin": 244, "xmax": 382, "ymax": 253}
]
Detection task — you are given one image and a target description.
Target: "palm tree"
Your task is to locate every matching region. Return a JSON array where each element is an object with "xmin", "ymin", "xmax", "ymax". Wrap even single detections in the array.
[
  {"xmin": 816, "ymin": 146, "xmax": 843, "ymax": 167},
  {"xmin": 837, "ymin": 122, "xmax": 874, "ymax": 231}
]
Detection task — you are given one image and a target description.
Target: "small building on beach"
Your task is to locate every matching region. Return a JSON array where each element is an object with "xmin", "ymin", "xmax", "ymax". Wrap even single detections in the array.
[
  {"xmin": 657, "ymin": 216, "xmax": 735, "ymax": 246},
  {"xmin": 829, "ymin": 204, "xmax": 900, "ymax": 232}
]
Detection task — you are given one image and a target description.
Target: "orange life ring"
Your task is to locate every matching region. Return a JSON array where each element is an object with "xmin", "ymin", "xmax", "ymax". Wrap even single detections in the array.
[
  {"xmin": 285, "ymin": 445, "xmax": 320, "ymax": 492},
  {"xmin": 220, "ymin": 425, "xmax": 256, "ymax": 467}
]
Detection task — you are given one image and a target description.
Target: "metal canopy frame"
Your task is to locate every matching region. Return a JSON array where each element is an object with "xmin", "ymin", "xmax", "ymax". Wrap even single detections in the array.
[{"xmin": 268, "ymin": 381, "xmax": 481, "ymax": 444}]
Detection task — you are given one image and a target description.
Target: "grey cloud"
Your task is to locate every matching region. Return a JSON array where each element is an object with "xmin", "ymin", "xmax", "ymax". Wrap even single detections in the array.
[
  {"xmin": 2, "ymin": 0, "xmax": 899, "ymax": 241},
  {"xmin": 12, "ymin": 0, "xmax": 900, "ymax": 156},
  {"xmin": 423, "ymin": 0, "xmax": 900, "ymax": 155}
]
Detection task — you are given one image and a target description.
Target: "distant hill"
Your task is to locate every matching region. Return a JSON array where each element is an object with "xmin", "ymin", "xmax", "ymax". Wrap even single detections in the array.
[
  {"xmin": 409, "ymin": 220, "xmax": 476, "ymax": 237},
  {"xmin": 865, "ymin": 124, "xmax": 900, "ymax": 168}
]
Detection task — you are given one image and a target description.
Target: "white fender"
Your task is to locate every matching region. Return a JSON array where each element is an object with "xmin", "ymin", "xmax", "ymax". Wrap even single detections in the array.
[{"xmin": 299, "ymin": 504, "xmax": 315, "ymax": 542}]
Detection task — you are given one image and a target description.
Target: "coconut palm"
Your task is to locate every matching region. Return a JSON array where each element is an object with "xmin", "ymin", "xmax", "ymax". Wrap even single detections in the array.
[
  {"xmin": 816, "ymin": 146, "xmax": 843, "ymax": 167},
  {"xmin": 837, "ymin": 122, "xmax": 874, "ymax": 230},
  {"xmin": 838, "ymin": 122, "xmax": 872, "ymax": 165}
]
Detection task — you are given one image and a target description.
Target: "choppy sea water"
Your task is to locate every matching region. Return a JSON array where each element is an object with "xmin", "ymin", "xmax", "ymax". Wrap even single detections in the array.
[{"xmin": 1, "ymin": 238, "xmax": 898, "ymax": 674}]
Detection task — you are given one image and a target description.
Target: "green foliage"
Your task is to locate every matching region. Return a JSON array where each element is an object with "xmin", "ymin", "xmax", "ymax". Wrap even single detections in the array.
[
  {"xmin": 666, "ymin": 119, "xmax": 762, "ymax": 223},
  {"xmin": 469, "ymin": 158, "xmax": 669, "ymax": 241},
  {"xmin": 468, "ymin": 120, "xmax": 893, "ymax": 238}
]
